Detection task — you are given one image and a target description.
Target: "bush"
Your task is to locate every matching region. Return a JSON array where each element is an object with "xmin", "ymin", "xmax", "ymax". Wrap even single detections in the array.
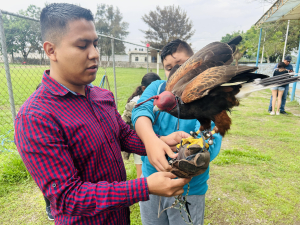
[{"xmin": 0, "ymin": 151, "xmax": 31, "ymax": 184}]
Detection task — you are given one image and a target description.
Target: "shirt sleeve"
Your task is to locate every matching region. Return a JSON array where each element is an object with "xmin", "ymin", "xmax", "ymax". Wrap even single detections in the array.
[
  {"xmin": 14, "ymin": 113, "xmax": 149, "ymax": 217},
  {"xmin": 131, "ymin": 81, "xmax": 162, "ymax": 127}
]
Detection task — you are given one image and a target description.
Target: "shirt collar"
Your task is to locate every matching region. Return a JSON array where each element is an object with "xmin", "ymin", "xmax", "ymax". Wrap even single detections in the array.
[{"xmin": 42, "ymin": 70, "xmax": 94, "ymax": 96}]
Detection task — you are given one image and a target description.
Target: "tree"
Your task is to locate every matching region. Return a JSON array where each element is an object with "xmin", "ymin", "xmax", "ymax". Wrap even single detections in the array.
[
  {"xmin": 1, "ymin": 15, "xmax": 20, "ymax": 63},
  {"xmin": 1, "ymin": 5, "xmax": 42, "ymax": 63},
  {"xmin": 141, "ymin": 5, "xmax": 195, "ymax": 50},
  {"xmin": 220, "ymin": 20, "xmax": 300, "ymax": 63},
  {"xmin": 220, "ymin": 31, "xmax": 245, "ymax": 44},
  {"xmin": 94, "ymin": 4, "xmax": 129, "ymax": 61},
  {"xmin": 17, "ymin": 5, "xmax": 42, "ymax": 61}
]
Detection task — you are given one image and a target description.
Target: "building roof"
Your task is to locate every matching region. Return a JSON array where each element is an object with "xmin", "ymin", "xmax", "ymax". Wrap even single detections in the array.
[{"xmin": 255, "ymin": 0, "xmax": 300, "ymax": 27}]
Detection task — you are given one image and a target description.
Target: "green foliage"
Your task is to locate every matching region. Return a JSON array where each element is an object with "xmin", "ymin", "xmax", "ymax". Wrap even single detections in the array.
[
  {"xmin": 220, "ymin": 20, "xmax": 300, "ymax": 63},
  {"xmin": 95, "ymin": 4, "xmax": 129, "ymax": 58},
  {"xmin": 1, "ymin": 5, "xmax": 42, "ymax": 62},
  {"xmin": 220, "ymin": 30, "xmax": 245, "ymax": 44},
  {"xmin": 141, "ymin": 5, "xmax": 195, "ymax": 50}
]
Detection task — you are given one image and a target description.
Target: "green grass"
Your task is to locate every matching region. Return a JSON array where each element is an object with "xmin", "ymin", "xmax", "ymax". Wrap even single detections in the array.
[{"xmin": 1, "ymin": 66, "xmax": 300, "ymax": 224}]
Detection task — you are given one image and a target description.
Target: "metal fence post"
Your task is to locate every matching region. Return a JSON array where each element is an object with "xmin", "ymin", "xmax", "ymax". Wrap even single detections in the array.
[
  {"xmin": 147, "ymin": 47, "xmax": 149, "ymax": 73},
  {"xmin": 255, "ymin": 28, "xmax": 262, "ymax": 74},
  {"xmin": 157, "ymin": 51, "xmax": 159, "ymax": 76},
  {"xmin": 0, "ymin": 10, "xmax": 16, "ymax": 124},
  {"xmin": 290, "ymin": 37, "xmax": 300, "ymax": 101},
  {"xmin": 111, "ymin": 38, "xmax": 118, "ymax": 109},
  {"xmin": 282, "ymin": 20, "xmax": 290, "ymax": 61}
]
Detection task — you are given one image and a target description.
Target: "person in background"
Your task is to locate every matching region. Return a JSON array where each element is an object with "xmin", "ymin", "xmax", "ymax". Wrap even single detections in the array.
[
  {"xmin": 132, "ymin": 39, "xmax": 222, "ymax": 225},
  {"xmin": 121, "ymin": 72, "xmax": 161, "ymax": 178},
  {"xmin": 268, "ymin": 55, "xmax": 293, "ymax": 114},
  {"xmin": 269, "ymin": 62, "xmax": 289, "ymax": 115}
]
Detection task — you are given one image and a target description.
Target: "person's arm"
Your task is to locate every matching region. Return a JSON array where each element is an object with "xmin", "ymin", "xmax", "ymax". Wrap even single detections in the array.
[
  {"xmin": 117, "ymin": 101, "xmax": 189, "ymax": 170},
  {"xmin": 15, "ymin": 113, "xmax": 149, "ymax": 216},
  {"xmin": 135, "ymin": 116, "xmax": 180, "ymax": 171},
  {"xmin": 131, "ymin": 81, "xmax": 190, "ymax": 171}
]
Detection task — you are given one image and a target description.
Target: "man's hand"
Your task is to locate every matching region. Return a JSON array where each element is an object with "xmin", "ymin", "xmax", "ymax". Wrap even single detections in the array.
[
  {"xmin": 160, "ymin": 131, "xmax": 190, "ymax": 151},
  {"xmin": 147, "ymin": 172, "xmax": 191, "ymax": 197}
]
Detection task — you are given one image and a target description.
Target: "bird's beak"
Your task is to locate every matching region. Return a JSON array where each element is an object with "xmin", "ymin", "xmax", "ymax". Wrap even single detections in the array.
[{"xmin": 153, "ymin": 105, "xmax": 160, "ymax": 113}]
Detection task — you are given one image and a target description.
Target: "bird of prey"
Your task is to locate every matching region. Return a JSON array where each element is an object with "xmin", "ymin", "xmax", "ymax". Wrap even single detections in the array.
[{"xmin": 136, "ymin": 36, "xmax": 300, "ymax": 142}]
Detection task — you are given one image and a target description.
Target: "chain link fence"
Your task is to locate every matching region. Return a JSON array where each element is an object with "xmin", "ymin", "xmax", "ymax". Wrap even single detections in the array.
[{"xmin": 0, "ymin": 10, "xmax": 164, "ymax": 151}]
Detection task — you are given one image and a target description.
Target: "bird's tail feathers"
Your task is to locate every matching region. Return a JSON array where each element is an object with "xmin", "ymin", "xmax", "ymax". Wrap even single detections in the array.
[{"xmin": 235, "ymin": 73, "xmax": 300, "ymax": 99}]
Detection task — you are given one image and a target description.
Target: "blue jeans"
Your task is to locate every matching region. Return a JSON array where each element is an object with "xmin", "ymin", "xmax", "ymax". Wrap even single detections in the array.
[{"xmin": 268, "ymin": 84, "xmax": 289, "ymax": 112}]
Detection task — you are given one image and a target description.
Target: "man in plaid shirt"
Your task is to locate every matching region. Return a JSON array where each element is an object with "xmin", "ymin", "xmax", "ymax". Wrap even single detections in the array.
[{"xmin": 14, "ymin": 3, "xmax": 190, "ymax": 224}]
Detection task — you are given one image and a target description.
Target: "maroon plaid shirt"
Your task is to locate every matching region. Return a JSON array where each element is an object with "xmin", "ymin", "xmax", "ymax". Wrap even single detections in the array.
[{"xmin": 14, "ymin": 71, "xmax": 149, "ymax": 224}]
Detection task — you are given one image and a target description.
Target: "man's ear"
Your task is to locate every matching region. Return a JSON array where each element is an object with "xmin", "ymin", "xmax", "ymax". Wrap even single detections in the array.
[
  {"xmin": 142, "ymin": 86, "xmax": 146, "ymax": 91},
  {"xmin": 43, "ymin": 41, "xmax": 57, "ymax": 62}
]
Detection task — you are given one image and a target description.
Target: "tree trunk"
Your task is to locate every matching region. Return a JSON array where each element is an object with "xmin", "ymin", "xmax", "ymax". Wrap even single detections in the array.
[{"xmin": 11, "ymin": 51, "xmax": 14, "ymax": 64}]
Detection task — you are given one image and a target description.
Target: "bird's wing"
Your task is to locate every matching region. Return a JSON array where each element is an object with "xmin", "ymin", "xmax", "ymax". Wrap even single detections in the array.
[
  {"xmin": 166, "ymin": 41, "xmax": 237, "ymax": 92},
  {"xmin": 181, "ymin": 65, "xmax": 257, "ymax": 103}
]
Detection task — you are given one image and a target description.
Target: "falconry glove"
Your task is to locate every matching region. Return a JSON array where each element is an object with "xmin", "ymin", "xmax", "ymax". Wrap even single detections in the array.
[{"xmin": 169, "ymin": 135, "xmax": 210, "ymax": 178}]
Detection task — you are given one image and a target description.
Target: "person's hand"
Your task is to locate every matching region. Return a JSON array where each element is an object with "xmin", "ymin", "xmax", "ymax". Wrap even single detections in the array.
[
  {"xmin": 144, "ymin": 136, "xmax": 175, "ymax": 172},
  {"xmin": 144, "ymin": 131, "xmax": 191, "ymax": 172},
  {"xmin": 147, "ymin": 172, "xmax": 191, "ymax": 197},
  {"xmin": 160, "ymin": 131, "xmax": 190, "ymax": 151}
]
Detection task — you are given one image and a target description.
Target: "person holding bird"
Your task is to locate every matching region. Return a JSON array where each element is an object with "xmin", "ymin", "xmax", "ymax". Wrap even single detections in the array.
[{"xmin": 132, "ymin": 39, "xmax": 222, "ymax": 225}]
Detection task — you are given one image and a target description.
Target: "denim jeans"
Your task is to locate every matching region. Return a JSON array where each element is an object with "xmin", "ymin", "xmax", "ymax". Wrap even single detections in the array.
[{"xmin": 268, "ymin": 84, "xmax": 289, "ymax": 112}]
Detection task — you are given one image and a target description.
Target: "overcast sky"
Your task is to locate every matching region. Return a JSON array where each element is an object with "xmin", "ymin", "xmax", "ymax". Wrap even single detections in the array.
[{"xmin": 1, "ymin": 0, "xmax": 273, "ymax": 51}]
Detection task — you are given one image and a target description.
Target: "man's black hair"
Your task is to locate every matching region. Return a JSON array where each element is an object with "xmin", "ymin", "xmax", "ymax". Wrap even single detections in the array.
[
  {"xmin": 278, "ymin": 62, "xmax": 287, "ymax": 68},
  {"xmin": 160, "ymin": 39, "xmax": 194, "ymax": 64},
  {"xmin": 40, "ymin": 3, "xmax": 94, "ymax": 43}
]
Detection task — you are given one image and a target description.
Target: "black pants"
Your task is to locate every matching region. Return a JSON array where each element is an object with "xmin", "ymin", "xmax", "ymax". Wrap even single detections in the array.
[{"xmin": 44, "ymin": 196, "xmax": 50, "ymax": 207}]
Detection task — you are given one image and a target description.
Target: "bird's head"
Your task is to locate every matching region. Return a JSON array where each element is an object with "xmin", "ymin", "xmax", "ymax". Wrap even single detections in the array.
[{"xmin": 153, "ymin": 91, "xmax": 177, "ymax": 113}]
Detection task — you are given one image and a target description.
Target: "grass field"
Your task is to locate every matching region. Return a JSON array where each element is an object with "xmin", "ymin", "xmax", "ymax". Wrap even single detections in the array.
[{"xmin": 0, "ymin": 66, "xmax": 300, "ymax": 224}]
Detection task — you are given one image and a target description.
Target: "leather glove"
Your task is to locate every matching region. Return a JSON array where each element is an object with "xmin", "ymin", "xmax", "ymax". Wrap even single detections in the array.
[{"xmin": 170, "ymin": 139, "xmax": 210, "ymax": 178}]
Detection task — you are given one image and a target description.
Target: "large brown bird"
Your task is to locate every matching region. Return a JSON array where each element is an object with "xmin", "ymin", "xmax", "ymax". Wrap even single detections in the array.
[{"xmin": 136, "ymin": 36, "xmax": 300, "ymax": 139}]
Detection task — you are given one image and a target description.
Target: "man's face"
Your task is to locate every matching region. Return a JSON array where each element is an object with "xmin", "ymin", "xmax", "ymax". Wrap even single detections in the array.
[
  {"xmin": 54, "ymin": 19, "xmax": 99, "ymax": 86},
  {"xmin": 283, "ymin": 60, "xmax": 290, "ymax": 66},
  {"xmin": 163, "ymin": 51, "xmax": 190, "ymax": 77}
]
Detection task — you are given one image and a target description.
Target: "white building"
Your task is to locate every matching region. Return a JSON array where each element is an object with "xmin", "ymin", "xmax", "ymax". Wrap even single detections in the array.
[{"xmin": 128, "ymin": 48, "xmax": 161, "ymax": 64}]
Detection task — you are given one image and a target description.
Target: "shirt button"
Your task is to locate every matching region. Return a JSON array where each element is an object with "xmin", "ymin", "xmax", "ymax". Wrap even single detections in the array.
[
  {"xmin": 52, "ymin": 183, "xmax": 56, "ymax": 188},
  {"xmin": 100, "ymin": 118, "xmax": 103, "ymax": 122},
  {"xmin": 110, "ymin": 139, "xmax": 114, "ymax": 143}
]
